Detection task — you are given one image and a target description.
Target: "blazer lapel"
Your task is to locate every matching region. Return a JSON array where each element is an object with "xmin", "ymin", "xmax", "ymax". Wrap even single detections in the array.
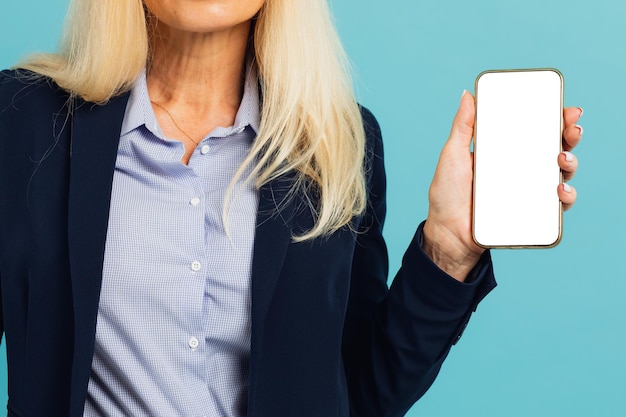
[
  {"xmin": 66, "ymin": 93, "xmax": 130, "ymax": 414},
  {"xmin": 250, "ymin": 172, "xmax": 297, "ymax": 338}
]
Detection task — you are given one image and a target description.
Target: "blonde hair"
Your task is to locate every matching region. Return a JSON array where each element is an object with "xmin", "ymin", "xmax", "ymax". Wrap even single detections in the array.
[{"xmin": 20, "ymin": 0, "xmax": 366, "ymax": 241}]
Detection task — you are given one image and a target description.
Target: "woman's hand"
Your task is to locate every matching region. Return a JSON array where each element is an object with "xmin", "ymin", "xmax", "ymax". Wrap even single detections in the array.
[{"xmin": 422, "ymin": 91, "xmax": 583, "ymax": 281}]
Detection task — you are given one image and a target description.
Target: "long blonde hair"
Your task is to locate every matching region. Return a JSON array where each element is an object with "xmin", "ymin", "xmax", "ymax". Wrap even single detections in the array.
[{"xmin": 20, "ymin": 0, "xmax": 367, "ymax": 241}]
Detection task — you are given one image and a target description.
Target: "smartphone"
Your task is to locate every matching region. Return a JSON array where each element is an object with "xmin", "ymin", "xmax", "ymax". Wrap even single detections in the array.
[{"xmin": 472, "ymin": 69, "xmax": 564, "ymax": 248}]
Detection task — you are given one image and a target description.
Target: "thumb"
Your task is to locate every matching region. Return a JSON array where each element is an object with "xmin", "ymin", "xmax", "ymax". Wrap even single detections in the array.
[{"xmin": 448, "ymin": 90, "xmax": 476, "ymax": 147}]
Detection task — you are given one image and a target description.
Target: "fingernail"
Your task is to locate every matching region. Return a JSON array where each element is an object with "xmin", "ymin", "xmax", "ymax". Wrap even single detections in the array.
[
  {"xmin": 461, "ymin": 89, "xmax": 468, "ymax": 100},
  {"xmin": 576, "ymin": 125, "xmax": 584, "ymax": 136},
  {"xmin": 563, "ymin": 183, "xmax": 572, "ymax": 193},
  {"xmin": 578, "ymin": 107, "xmax": 584, "ymax": 118},
  {"xmin": 563, "ymin": 151, "xmax": 574, "ymax": 162}
]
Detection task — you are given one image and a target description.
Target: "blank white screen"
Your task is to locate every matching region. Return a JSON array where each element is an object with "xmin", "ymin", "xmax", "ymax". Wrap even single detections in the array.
[{"xmin": 473, "ymin": 70, "xmax": 563, "ymax": 247}]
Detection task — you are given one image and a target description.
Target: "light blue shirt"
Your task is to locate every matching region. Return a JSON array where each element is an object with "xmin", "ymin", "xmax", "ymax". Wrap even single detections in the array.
[{"xmin": 84, "ymin": 68, "xmax": 260, "ymax": 417}]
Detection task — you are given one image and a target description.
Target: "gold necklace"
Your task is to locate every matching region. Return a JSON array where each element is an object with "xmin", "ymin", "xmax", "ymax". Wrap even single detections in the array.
[{"xmin": 151, "ymin": 101, "xmax": 199, "ymax": 145}]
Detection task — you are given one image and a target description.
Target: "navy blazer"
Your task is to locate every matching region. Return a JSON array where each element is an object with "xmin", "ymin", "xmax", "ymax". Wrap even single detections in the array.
[{"xmin": 0, "ymin": 70, "xmax": 496, "ymax": 417}]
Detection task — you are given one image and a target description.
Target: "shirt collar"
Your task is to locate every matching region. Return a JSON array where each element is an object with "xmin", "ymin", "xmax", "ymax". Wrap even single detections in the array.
[{"xmin": 121, "ymin": 66, "xmax": 261, "ymax": 138}]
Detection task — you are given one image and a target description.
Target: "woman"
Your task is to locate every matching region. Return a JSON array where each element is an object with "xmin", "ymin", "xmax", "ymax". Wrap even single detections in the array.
[{"xmin": 0, "ymin": 0, "xmax": 582, "ymax": 416}]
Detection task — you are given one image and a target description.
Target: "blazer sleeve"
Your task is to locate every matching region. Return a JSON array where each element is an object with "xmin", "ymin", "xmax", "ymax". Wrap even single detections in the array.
[{"xmin": 342, "ymin": 107, "xmax": 497, "ymax": 417}]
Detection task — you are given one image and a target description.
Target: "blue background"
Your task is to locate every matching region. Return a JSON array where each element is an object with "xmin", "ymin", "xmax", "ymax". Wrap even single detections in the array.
[{"xmin": 1, "ymin": 0, "xmax": 624, "ymax": 415}]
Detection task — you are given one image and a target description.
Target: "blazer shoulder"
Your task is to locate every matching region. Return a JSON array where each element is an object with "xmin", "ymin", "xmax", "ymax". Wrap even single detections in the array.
[
  {"xmin": 1, "ymin": 68, "xmax": 58, "ymax": 89},
  {"xmin": 359, "ymin": 105, "xmax": 382, "ymax": 141},
  {"xmin": 0, "ymin": 68, "xmax": 70, "ymax": 112},
  {"xmin": 358, "ymin": 105, "xmax": 385, "ymax": 185}
]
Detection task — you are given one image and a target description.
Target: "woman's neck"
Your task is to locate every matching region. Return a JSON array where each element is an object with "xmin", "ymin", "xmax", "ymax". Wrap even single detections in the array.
[
  {"xmin": 145, "ymin": 19, "xmax": 252, "ymax": 164},
  {"xmin": 146, "ymin": 19, "xmax": 251, "ymax": 121}
]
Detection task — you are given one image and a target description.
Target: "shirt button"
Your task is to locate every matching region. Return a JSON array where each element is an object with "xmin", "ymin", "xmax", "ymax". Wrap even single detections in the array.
[
  {"xmin": 191, "ymin": 261, "xmax": 201, "ymax": 272},
  {"xmin": 200, "ymin": 145, "xmax": 210, "ymax": 155},
  {"xmin": 188, "ymin": 337, "xmax": 199, "ymax": 350},
  {"xmin": 190, "ymin": 197, "xmax": 200, "ymax": 206}
]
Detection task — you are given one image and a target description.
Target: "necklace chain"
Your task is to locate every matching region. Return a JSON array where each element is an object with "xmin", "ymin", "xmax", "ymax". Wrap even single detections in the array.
[{"xmin": 151, "ymin": 101, "xmax": 199, "ymax": 145}]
